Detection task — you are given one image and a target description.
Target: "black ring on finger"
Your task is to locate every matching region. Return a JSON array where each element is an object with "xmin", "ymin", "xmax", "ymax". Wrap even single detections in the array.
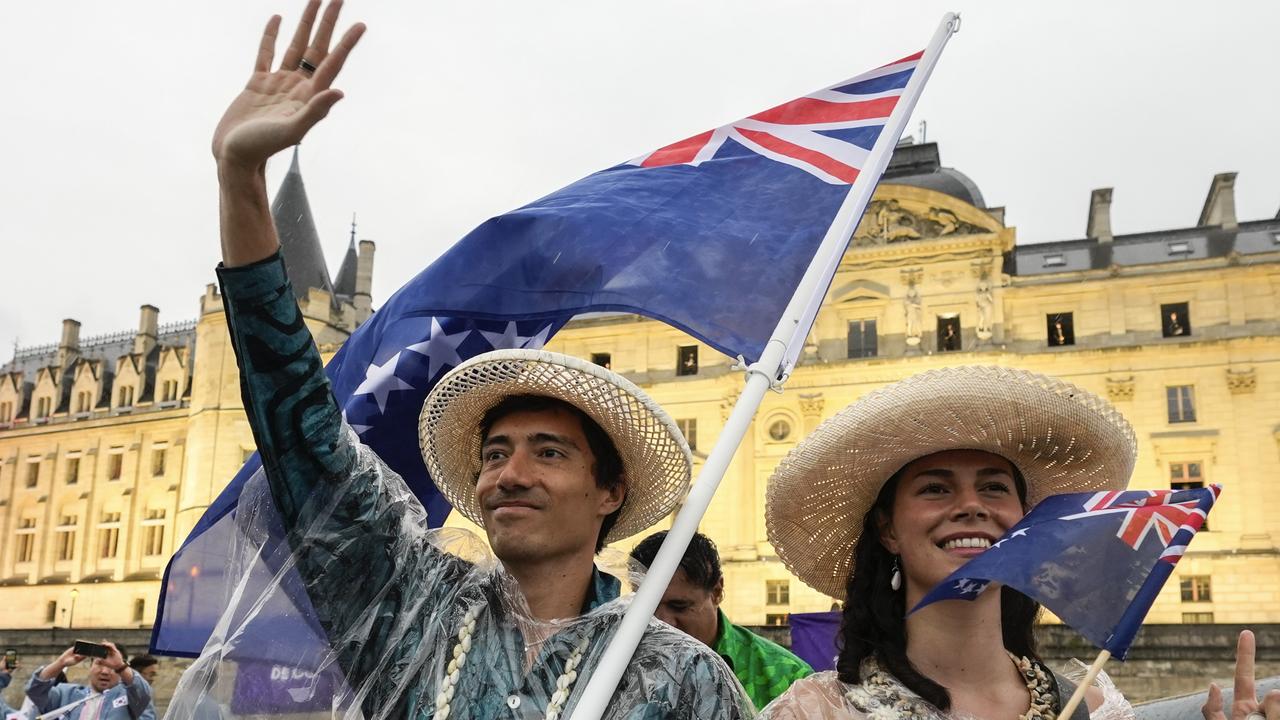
[{"xmin": 299, "ymin": 58, "xmax": 318, "ymax": 75}]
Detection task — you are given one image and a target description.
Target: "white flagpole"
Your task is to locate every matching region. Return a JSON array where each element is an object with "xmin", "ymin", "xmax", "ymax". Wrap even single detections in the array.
[
  {"xmin": 569, "ymin": 13, "xmax": 961, "ymax": 720},
  {"xmin": 1055, "ymin": 649, "xmax": 1110, "ymax": 720}
]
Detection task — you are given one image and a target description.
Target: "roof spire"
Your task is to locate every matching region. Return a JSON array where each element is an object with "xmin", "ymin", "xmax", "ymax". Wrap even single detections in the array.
[
  {"xmin": 270, "ymin": 146, "xmax": 335, "ymax": 301},
  {"xmin": 334, "ymin": 210, "xmax": 361, "ymax": 297}
]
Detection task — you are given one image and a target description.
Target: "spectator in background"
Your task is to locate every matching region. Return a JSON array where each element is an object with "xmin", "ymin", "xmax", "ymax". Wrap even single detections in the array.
[
  {"xmin": 1, "ymin": 654, "xmax": 18, "ymax": 718},
  {"xmin": 25, "ymin": 642, "xmax": 154, "ymax": 720},
  {"xmin": 630, "ymin": 531, "xmax": 813, "ymax": 708},
  {"xmin": 126, "ymin": 656, "xmax": 159, "ymax": 686}
]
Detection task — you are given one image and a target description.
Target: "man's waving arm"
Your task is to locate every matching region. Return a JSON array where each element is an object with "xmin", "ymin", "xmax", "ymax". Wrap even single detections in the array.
[{"xmin": 214, "ymin": 0, "xmax": 363, "ymax": 268}]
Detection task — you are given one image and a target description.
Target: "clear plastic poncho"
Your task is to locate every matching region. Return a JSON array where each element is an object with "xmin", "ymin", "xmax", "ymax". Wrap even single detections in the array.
[
  {"xmin": 164, "ymin": 428, "xmax": 752, "ymax": 720},
  {"xmin": 756, "ymin": 656, "xmax": 1134, "ymax": 720}
]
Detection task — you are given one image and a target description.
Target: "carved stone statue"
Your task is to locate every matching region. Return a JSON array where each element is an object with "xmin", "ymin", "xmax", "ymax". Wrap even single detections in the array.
[
  {"xmin": 975, "ymin": 277, "xmax": 994, "ymax": 340},
  {"xmin": 904, "ymin": 283, "xmax": 923, "ymax": 346}
]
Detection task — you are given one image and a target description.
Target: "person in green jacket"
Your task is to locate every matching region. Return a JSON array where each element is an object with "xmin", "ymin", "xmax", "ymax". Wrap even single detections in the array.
[{"xmin": 630, "ymin": 531, "xmax": 813, "ymax": 709}]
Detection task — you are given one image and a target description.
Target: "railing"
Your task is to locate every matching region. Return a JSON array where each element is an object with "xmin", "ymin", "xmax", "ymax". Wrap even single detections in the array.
[
  {"xmin": 12, "ymin": 342, "xmax": 56, "ymax": 361},
  {"xmin": 78, "ymin": 329, "xmax": 134, "ymax": 349},
  {"xmin": 157, "ymin": 319, "xmax": 198, "ymax": 338},
  {"xmin": 10, "ymin": 319, "xmax": 198, "ymax": 362}
]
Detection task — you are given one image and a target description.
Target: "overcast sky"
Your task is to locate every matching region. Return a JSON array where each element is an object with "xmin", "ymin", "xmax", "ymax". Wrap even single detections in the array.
[{"xmin": 2, "ymin": 1, "xmax": 1277, "ymax": 357}]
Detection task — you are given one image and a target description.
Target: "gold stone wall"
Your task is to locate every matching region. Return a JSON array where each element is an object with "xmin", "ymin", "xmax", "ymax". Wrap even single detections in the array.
[{"xmin": 0, "ymin": 284, "xmax": 348, "ymax": 630}]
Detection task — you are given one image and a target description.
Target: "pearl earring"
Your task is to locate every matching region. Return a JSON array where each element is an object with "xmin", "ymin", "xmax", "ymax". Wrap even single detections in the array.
[{"xmin": 890, "ymin": 556, "xmax": 902, "ymax": 591}]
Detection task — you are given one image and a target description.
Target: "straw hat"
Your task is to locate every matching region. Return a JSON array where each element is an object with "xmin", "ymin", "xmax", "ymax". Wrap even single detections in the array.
[
  {"xmin": 766, "ymin": 365, "xmax": 1137, "ymax": 598},
  {"xmin": 420, "ymin": 349, "xmax": 691, "ymax": 544}
]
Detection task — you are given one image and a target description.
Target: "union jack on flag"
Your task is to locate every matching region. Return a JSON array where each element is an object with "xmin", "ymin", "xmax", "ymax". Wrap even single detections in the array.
[
  {"xmin": 1064, "ymin": 487, "xmax": 1220, "ymax": 562},
  {"xmin": 632, "ymin": 52, "xmax": 922, "ymax": 185},
  {"xmin": 913, "ymin": 485, "xmax": 1222, "ymax": 659}
]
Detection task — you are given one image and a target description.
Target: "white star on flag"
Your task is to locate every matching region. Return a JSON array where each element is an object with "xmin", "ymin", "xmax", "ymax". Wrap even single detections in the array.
[
  {"xmin": 479, "ymin": 321, "xmax": 550, "ymax": 351},
  {"xmin": 991, "ymin": 527, "xmax": 1030, "ymax": 551},
  {"xmin": 405, "ymin": 317, "xmax": 471, "ymax": 381},
  {"xmin": 352, "ymin": 351, "xmax": 415, "ymax": 414}
]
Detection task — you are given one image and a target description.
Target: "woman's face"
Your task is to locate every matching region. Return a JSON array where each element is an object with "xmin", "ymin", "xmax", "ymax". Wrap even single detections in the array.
[{"xmin": 878, "ymin": 449, "xmax": 1025, "ymax": 603}]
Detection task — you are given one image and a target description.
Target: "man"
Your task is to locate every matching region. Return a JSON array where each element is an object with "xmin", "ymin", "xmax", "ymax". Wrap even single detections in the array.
[
  {"xmin": 1, "ymin": 654, "xmax": 18, "ymax": 719},
  {"xmin": 125, "ymin": 656, "xmax": 158, "ymax": 687},
  {"xmin": 631, "ymin": 531, "xmax": 813, "ymax": 709},
  {"xmin": 178, "ymin": 2, "xmax": 751, "ymax": 717},
  {"xmin": 24, "ymin": 643, "xmax": 154, "ymax": 720}
]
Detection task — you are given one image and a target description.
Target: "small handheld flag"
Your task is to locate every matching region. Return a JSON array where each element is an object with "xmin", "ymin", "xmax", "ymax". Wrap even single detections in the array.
[{"xmin": 912, "ymin": 485, "xmax": 1222, "ymax": 660}]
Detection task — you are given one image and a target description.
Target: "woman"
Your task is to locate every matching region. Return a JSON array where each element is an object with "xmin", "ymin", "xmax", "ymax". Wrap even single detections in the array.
[{"xmin": 761, "ymin": 366, "xmax": 1136, "ymax": 719}]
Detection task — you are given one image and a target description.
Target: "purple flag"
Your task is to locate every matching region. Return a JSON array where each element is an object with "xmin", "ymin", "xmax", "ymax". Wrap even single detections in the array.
[{"xmin": 789, "ymin": 611, "xmax": 841, "ymax": 672}]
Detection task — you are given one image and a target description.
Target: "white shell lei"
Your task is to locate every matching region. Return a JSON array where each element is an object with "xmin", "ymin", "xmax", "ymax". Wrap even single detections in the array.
[
  {"xmin": 433, "ymin": 605, "xmax": 591, "ymax": 720},
  {"xmin": 842, "ymin": 653, "xmax": 1056, "ymax": 720}
]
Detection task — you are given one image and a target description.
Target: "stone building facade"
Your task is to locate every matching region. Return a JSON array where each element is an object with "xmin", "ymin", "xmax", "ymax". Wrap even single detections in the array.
[
  {"xmin": 1, "ymin": 141, "xmax": 1277, "ymax": 639},
  {"xmin": 0, "ymin": 150, "xmax": 375, "ymax": 629},
  {"xmin": 515, "ymin": 143, "xmax": 1280, "ymax": 627}
]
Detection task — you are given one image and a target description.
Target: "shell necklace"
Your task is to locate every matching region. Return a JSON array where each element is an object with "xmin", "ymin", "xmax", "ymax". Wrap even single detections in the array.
[
  {"xmin": 432, "ymin": 605, "xmax": 590, "ymax": 720},
  {"xmin": 843, "ymin": 652, "xmax": 1056, "ymax": 719}
]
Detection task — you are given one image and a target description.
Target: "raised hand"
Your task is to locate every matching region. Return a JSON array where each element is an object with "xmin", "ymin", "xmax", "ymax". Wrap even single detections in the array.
[
  {"xmin": 102, "ymin": 641, "xmax": 125, "ymax": 670},
  {"xmin": 212, "ymin": 0, "xmax": 365, "ymax": 170},
  {"xmin": 56, "ymin": 646, "xmax": 85, "ymax": 668},
  {"xmin": 1203, "ymin": 630, "xmax": 1280, "ymax": 720}
]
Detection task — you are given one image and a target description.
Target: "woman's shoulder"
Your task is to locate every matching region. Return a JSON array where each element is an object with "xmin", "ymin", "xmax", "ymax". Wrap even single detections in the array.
[{"xmin": 761, "ymin": 667, "xmax": 946, "ymax": 720}]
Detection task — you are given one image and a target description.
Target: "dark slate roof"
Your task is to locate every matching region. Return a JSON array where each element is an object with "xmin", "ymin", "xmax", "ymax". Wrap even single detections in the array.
[
  {"xmin": 273, "ymin": 148, "xmax": 336, "ymax": 302},
  {"xmin": 1, "ymin": 321, "xmax": 197, "ymax": 387},
  {"xmin": 881, "ymin": 142, "xmax": 986, "ymax": 209},
  {"xmin": 333, "ymin": 237, "xmax": 359, "ymax": 299},
  {"xmin": 1010, "ymin": 219, "xmax": 1280, "ymax": 276}
]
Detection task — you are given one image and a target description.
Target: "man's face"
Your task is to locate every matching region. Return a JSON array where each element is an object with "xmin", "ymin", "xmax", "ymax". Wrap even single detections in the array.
[
  {"xmin": 654, "ymin": 569, "xmax": 722, "ymax": 648},
  {"xmin": 139, "ymin": 664, "xmax": 159, "ymax": 684},
  {"xmin": 87, "ymin": 658, "xmax": 121, "ymax": 692},
  {"xmin": 477, "ymin": 407, "xmax": 624, "ymax": 565}
]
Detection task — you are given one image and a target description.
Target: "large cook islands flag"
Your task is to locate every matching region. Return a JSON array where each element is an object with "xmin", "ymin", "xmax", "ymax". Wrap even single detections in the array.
[
  {"xmin": 913, "ymin": 485, "xmax": 1221, "ymax": 659},
  {"xmin": 152, "ymin": 50, "xmax": 928, "ymax": 659}
]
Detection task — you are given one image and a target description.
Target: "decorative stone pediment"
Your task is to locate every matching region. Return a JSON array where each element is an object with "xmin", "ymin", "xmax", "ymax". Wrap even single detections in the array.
[
  {"xmin": 1106, "ymin": 375, "xmax": 1135, "ymax": 402},
  {"xmin": 852, "ymin": 199, "xmax": 991, "ymax": 246},
  {"xmin": 838, "ymin": 187, "xmax": 1010, "ymax": 271},
  {"xmin": 831, "ymin": 279, "xmax": 890, "ymax": 304},
  {"xmin": 797, "ymin": 393, "xmax": 825, "ymax": 418},
  {"xmin": 73, "ymin": 358, "xmax": 102, "ymax": 383},
  {"xmin": 1226, "ymin": 367, "xmax": 1256, "ymax": 395},
  {"xmin": 850, "ymin": 185, "xmax": 1002, "ymax": 249}
]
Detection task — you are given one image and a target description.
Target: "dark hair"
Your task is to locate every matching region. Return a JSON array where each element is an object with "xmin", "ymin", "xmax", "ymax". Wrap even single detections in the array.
[
  {"xmin": 480, "ymin": 395, "xmax": 626, "ymax": 552},
  {"xmin": 128, "ymin": 654, "xmax": 158, "ymax": 671},
  {"xmin": 629, "ymin": 530, "xmax": 722, "ymax": 591},
  {"xmin": 836, "ymin": 464, "xmax": 1041, "ymax": 711}
]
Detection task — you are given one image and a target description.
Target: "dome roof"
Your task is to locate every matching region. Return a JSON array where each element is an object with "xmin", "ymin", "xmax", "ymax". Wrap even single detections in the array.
[{"xmin": 880, "ymin": 142, "xmax": 986, "ymax": 209}]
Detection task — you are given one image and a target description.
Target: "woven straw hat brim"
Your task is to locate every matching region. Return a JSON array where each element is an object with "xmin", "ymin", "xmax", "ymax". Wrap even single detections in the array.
[
  {"xmin": 766, "ymin": 365, "xmax": 1137, "ymax": 599},
  {"xmin": 420, "ymin": 349, "xmax": 692, "ymax": 544}
]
